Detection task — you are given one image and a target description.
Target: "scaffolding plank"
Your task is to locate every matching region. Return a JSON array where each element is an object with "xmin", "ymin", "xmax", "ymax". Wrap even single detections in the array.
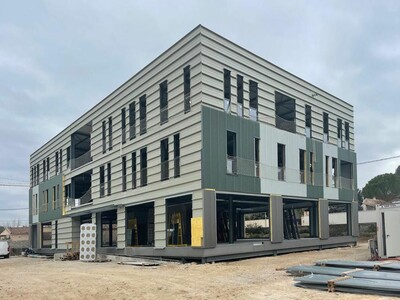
[{"xmin": 315, "ymin": 260, "xmax": 400, "ymax": 271}]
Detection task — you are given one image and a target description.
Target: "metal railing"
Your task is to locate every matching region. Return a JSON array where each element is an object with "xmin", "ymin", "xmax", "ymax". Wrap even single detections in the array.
[
  {"xmin": 224, "ymin": 98, "xmax": 231, "ymax": 113},
  {"xmin": 299, "ymin": 170, "xmax": 306, "ymax": 184},
  {"xmin": 226, "ymin": 155, "xmax": 237, "ymax": 174},
  {"xmin": 275, "ymin": 114, "xmax": 296, "ymax": 133},
  {"xmin": 160, "ymin": 105, "xmax": 168, "ymax": 124},
  {"xmin": 278, "ymin": 166, "xmax": 285, "ymax": 181},
  {"xmin": 249, "ymin": 107, "xmax": 257, "ymax": 121},
  {"xmin": 70, "ymin": 150, "xmax": 92, "ymax": 170},
  {"xmin": 184, "ymin": 93, "xmax": 191, "ymax": 113},
  {"xmin": 67, "ymin": 188, "xmax": 92, "ymax": 208}
]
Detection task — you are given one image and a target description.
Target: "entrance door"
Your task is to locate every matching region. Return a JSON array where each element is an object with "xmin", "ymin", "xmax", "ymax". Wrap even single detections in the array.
[{"xmin": 383, "ymin": 211, "xmax": 400, "ymax": 257}]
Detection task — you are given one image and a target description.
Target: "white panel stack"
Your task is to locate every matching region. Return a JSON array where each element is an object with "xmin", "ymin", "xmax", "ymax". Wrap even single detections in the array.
[{"xmin": 79, "ymin": 223, "xmax": 96, "ymax": 262}]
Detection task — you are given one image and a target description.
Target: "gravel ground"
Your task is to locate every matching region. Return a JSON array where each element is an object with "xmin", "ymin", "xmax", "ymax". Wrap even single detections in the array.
[{"xmin": 0, "ymin": 242, "xmax": 396, "ymax": 300}]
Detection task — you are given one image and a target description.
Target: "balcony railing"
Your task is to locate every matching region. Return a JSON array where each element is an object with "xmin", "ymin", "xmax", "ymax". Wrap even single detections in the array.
[
  {"xmin": 71, "ymin": 150, "xmax": 92, "ymax": 170},
  {"xmin": 278, "ymin": 166, "xmax": 285, "ymax": 181},
  {"xmin": 275, "ymin": 114, "xmax": 296, "ymax": 133},
  {"xmin": 184, "ymin": 93, "xmax": 191, "ymax": 113},
  {"xmin": 129, "ymin": 123, "xmax": 136, "ymax": 139},
  {"xmin": 299, "ymin": 170, "xmax": 306, "ymax": 184},
  {"xmin": 67, "ymin": 188, "xmax": 92, "ymax": 209},
  {"xmin": 249, "ymin": 107, "xmax": 257, "ymax": 121},
  {"xmin": 224, "ymin": 98, "xmax": 231, "ymax": 113},
  {"xmin": 340, "ymin": 177, "xmax": 353, "ymax": 190},
  {"xmin": 160, "ymin": 105, "xmax": 168, "ymax": 124},
  {"xmin": 227, "ymin": 155, "xmax": 237, "ymax": 175}
]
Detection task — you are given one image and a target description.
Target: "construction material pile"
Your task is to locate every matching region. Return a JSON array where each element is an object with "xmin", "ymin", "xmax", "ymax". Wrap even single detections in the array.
[{"xmin": 287, "ymin": 260, "xmax": 400, "ymax": 297}]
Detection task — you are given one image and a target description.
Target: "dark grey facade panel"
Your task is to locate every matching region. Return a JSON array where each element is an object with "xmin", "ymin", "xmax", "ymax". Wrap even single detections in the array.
[
  {"xmin": 306, "ymin": 138, "xmax": 323, "ymax": 199},
  {"xmin": 202, "ymin": 189, "xmax": 217, "ymax": 248},
  {"xmin": 351, "ymin": 201, "xmax": 359, "ymax": 237},
  {"xmin": 38, "ymin": 174, "xmax": 63, "ymax": 223}
]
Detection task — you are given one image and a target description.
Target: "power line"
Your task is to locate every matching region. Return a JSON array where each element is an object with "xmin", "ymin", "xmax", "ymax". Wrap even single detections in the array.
[
  {"xmin": 0, "ymin": 208, "xmax": 29, "ymax": 211},
  {"xmin": 358, "ymin": 155, "xmax": 400, "ymax": 165},
  {"xmin": 0, "ymin": 183, "xmax": 29, "ymax": 188}
]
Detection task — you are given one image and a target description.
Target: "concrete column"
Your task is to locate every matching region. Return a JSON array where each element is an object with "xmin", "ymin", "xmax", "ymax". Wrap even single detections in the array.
[
  {"xmin": 270, "ymin": 195, "xmax": 283, "ymax": 243},
  {"xmin": 202, "ymin": 189, "xmax": 217, "ymax": 248},
  {"xmin": 318, "ymin": 199, "xmax": 329, "ymax": 239},
  {"xmin": 117, "ymin": 205, "xmax": 126, "ymax": 249},
  {"xmin": 154, "ymin": 198, "xmax": 166, "ymax": 249},
  {"xmin": 351, "ymin": 201, "xmax": 359, "ymax": 237}
]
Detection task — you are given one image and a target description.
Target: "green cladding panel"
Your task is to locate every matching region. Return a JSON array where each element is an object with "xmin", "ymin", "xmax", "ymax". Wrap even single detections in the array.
[
  {"xmin": 38, "ymin": 174, "xmax": 63, "ymax": 223},
  {"xmin": 306, "ymin": 138, "xmax": 323, "ymax": 199},
  {"xmin": 202, "ymin": 106, "xmax": 261, "ymax": 194}
]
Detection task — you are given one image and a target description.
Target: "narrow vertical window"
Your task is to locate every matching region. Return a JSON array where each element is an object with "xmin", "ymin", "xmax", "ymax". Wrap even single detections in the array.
[
  {"xmin": 56, "ymin": 184, "xmax": 60, "ymax": 209},
  {"xmin": 122, "ymin": 156, "xmax": 127, "ymax": 191},
  {"xmin": 52, "ymin": 186, "xmax": 56, "ymax": 210},
  {"xmin": 107, "ymin": 162, "xmax": 111, "ymax": 196},
  {"xmin": 184, "ymin": 66, "xmax": 191, "ymax": 112},
  {"xmin": 59, "ymin": 149, "xmax": 62, "ymax": 172},
  {"xmin": 223, "ymin": 69, "xmax": 231, "ymax": 112},
  {"xmin": 108, "ymin": 117, "xmax": 113, "ymax": 150},
  {"xmin": 47, "ymin": 157, "xmax": 49, "ymax": 179},
  {"xmin": 344, "ymin": 121, "xmax": 350, "ymax": 149},
  {"xmin": 226, "ymin": 131, "xmax": 237, "ymax": 174},
  {"xmin": 129, "ymin": 102, "xmax": 136, "ymax": 139},
  {"xmin": 31, "ymin": 167, "xmax": 34, "ymax": 187},
  {"xmin": 254, "ymin": 138, "xmax": 260, "ymax": 177},
  {"xmin": 325, "ymin": 156, "xmax": 330, "ymax": 187},
  {"xmin": 299, "ymin": 149, "xmax": 306, "ymax": 184},
  {"xmin": 237, "ymin": 75, "xmax": 244, "ymax": 117},
  {"xmin": 102, "ymin": 121, "xmax": 106, "ymax": 153},
  {"xmin": 121, "ymin": 108, "xmax": 126, "ymax": 144},
  {"xmin": 140, "ymin": 148, "xmax": 147, "ymax": 186},
  {"xmin": 309, "ymin": 152, "xmax": 314, "ymax": 184},
  {"xmin": 174, "ymin": 134, "xmax": 180, "ymax": 178},
  {"xmin": 337, "ymin": 118, "xmax": 342, "ymax": 147},
  {"xmin": 249, "ymin": 80, "xmax": 258, "ymax": 121},
  {"xmin": 277, "ymin": 144, "xmax": 285, "ymax": 181},
  {"xmin": 160, "ymin": 138, "xmax": 169, "ymax": 181},
  {"xmin": 99, "ymin": 166, "xmax": 105, "ymax": 197},
  {"xmin": 323, "ymin": 112, "xmax": 329, "ymax": 143},
  {"xmin": 140, "ymin": 95, "xmax": 146, "ymax": 135},
  {"xmin": 305, "ymin": 105, "xmax": 312, "ymax": 138},
  {"xmin": 43, "ymin": 160, "xmax": 46, "ymax": 182},
  {"xmin": 131, "ymin": 152, "xmax": 137, "ymax": 189},
  {"xmin": 332, "ymin": 158, "xmax": 337, "ymax": 188},
  {"xmin": 55, "ymin": 152, "xmax": 59, "ymax": 175},
  {"xmin": 36, "ymin": 164, "xmax": 40, "ymax": 183},
  {"xmin": 160, "ymin": 80, "xmax": 168, "ymax": 124}
]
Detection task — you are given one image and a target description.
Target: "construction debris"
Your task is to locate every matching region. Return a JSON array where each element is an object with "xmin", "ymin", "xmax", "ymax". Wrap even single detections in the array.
[
  {"xmin": 287, "ymin": 260, "xmax": 400, "ymax": 297},
  {"xmin": 118, "ymin": 261, "xmax": 159, "ymax": 267}
]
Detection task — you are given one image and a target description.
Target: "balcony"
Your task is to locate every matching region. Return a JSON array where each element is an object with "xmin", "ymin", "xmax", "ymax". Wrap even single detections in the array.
[
  {"xmin": 67, "ymin": 188, "xmax": 92, "ymax": 209},
  {"xmin": 70, "ymin": 150, "xmax": 92, "ymax": 170}
]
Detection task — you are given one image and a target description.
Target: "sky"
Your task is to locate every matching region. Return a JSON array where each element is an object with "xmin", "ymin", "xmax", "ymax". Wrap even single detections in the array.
[{"xmin": 1, "ymin": 0, "xmax": 400, "ymax": 226}]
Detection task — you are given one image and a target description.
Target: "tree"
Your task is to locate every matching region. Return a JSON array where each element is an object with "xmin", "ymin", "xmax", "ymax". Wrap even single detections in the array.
[
  {"xmin": 395, "ymin": 165, "xmax": 400, "ymax": 176},
  {"xmin": 362, "ymin": 173, "xmax": 400, "ymax": 202}
]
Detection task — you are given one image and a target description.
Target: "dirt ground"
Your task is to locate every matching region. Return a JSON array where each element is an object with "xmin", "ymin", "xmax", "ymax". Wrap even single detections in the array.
[{"xmin": 0, "ymin": 243, "xmax": 397, "ymax": 300}]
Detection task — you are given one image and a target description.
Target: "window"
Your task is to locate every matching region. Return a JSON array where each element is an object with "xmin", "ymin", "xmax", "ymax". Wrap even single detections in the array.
[
  {"xmin": 42, "ymin": 159, "xmax": 46, "ymax": 181},
  {"xmin": 254, "ymin": 138, "xmax": 260, "ymax": 177},
  {"xmin": 56, "ymin": 184, "xmax": 60, "ymax": 209},
  {"xmin": 329, "ymin": 203, "xmax": 351, "ymax": 236},
  {"xmin": 99, "ymin": 166, "xmax": 105, "ymax": 197},
  {"xmin": 249, "ymin": 80, "xmax": 258, "ymax": 121},
  {"xmin": 101, "ymin": 210, "xmax": 117, "ymax": 247},
  {"xmin": 174, "ymin": 134, "xmax": 180, "ymax": 178},
  {"xmin": 122, "ymin": 156, "xmax": 127, "ymax": 192},
  {"xmin": 55, "ymin": 151, "xmax": 59, "ymax": 175},
  {"xmin": 166, "ymin": 195, "xmax": 192, "ymax": 246},
  {"xmin": 184, "ymin": 66, "xmax": 191, "ymax": 112},
  {"xmin": 59, "ymin": 149, "xmax": 62, "ymax": 173},
  {"xmin": 237, "ymin": 75, "xmax": 244, "ymax": 117},
  {"xmin": 223, "ymin": 69, "xmax": 231, "ymax": 112},
  {"xmin": 275, "ymin": 91, "xmax": 296, "ymax": 133},
  {"xmin": 66, "ymin": 147, "xmax": 71, "ymax": 168},
  {"xmin": 337, "ymin": 118, "xmax": 342, "ymax": 147},
  {"xmin": 121, "ymin": 108, "xmax": 126, "ymax": 144},
  {"xmin": 323, "ymin": 112, "xmax": 329, "ymax": 142},
  {"xmin": 305, "ymin": 105, "xmax": 311, "ymax": 138},
  {"xmin": 283, "ymin": 199, "xmax": 318, "ymax": 239},
  {"xmin": 108, "ymin": 117, "xmax": 113, "ymax": 151},
  {"xmin": 129, "ymin": 102, "xmax": 136, "ymax": 139},
  {"xmin": 36, "ymin": 164, "xmax": 40, "ymax": 183},
  {"xmin": 43, "ymin": 189, "xmax": 48, "ymax": 212},
  {"xmin": 309, "ymin": 152, "xmax": 314, "ymax": 184},
  {"xmin": 140, "ymin": 95, "xmax": 146, "ymax": 135},
  {"xmin": 102, "ymin": 121, "xmax": 106, "ymax": 153},
  {"xmin": 47, "ymin": 157, "xmax": 49, "ymax": 179},
  {"xmin": 344, "ymin": 121, "xmax": 350, "ymax": 149},
  {"xmin": 299, "ymin": 149, "xmax": 306, "ymax": 184},
  {"xmin": 340, "ymin": 160, "xmax": 353, "ymax": 189},
  {"xmin": 332, "ymin": 158, "xmax": 337, "ymax": 188},
  {"xmin": 140, "ymin": 148, "xmax": 147, "ymax": 186},
  {"xmin": 325, "ymin": 156, "xmax": 330, "ymax": 187},
  {"xmin": 107, "ymin": 162, "xmax": 111, "ymax": 196},
  {"xmin": 277, "ymin": 144, "xmax": 285, "ymax": 181},
  {"xmin": 160, "ymin": 138, "xmax": 169, "ymax": 181},
  {"xmin": 160, "ymin": 80, "xmax": 168, "ymax": 124},
  {"xmin": 131, "ymin": 152, "xmax": 137, "ymax": 189},
  {"xmin": 226, "ymin": 131, "xmax": 237, "ymax": 174},
  {"xmin": 52, "ymin": 186, "xmax": 56, "ymax": 210},
  {"xmin": 126, "ymin": 203, "xmax": 154, "ymax": 246}
]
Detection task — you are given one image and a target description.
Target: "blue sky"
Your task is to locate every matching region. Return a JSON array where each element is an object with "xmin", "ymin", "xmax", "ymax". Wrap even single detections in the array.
[{"xmin": 1, "ymin": 0, "xmax": 400, "ymax": 225}]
